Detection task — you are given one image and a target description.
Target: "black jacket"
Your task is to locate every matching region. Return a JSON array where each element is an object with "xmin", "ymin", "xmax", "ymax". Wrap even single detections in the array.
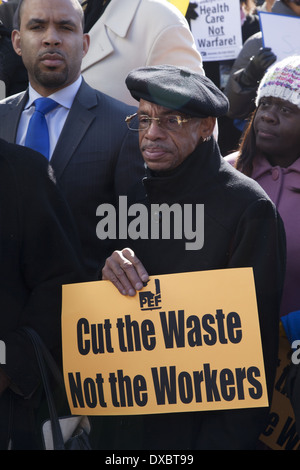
[
  {"xmin": 0, "ymin": 139, "xmax": 85, "ymax": 449},
  {"xmin": 96, "ymin": 137, "xmax": 286, "ymax": 450}
]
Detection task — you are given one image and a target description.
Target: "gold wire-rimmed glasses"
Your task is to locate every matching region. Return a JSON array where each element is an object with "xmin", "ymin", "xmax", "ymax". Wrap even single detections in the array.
[{"xmin": 125, "ymin": 113, "xmax": 192, "ymax": 131}]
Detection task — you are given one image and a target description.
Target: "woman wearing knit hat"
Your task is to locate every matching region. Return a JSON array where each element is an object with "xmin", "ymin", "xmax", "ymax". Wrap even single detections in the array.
[
  {"xmin": 224, "ymin": 0, "xmax": 300, "ymax": 123},
  {"xmin": 226, "ymin": 55, "xmax": 300, "ymax": 321},
  {"xmin": 225, "ymin": 56, "xmax": 300, "ymax": 446}
]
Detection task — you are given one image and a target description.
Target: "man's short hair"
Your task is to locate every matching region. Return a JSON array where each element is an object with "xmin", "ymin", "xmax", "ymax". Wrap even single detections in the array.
[{"xmin": 13, "ymin": 0, "xmax": 85, "ymax": 30}]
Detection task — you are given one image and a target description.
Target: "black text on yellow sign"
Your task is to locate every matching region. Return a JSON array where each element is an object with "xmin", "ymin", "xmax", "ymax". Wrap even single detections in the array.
[{"xmin": 62, "ymin": 268, "xmax": 268, "ymax": 415}]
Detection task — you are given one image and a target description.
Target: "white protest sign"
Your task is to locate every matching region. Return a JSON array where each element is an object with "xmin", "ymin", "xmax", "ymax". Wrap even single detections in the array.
[
  {"xmin": 259, "ymin": 12, "xmax": 300, "ymax": 62},
  {"xmin": 190, "ymin": 0, "xmax": 243, "ymax": 62}
]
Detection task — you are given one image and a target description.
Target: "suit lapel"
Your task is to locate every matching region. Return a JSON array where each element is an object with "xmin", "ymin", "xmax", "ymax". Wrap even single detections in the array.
[
  {"xmin": 81, "ymin": 0, "xmax": 141, "ymax": 70},
  {"xmin": 50, "ymin": 80, "xmax": 97, "ymax": 178},
  {"xmin": 2, "ymin": 92, "xmax": 28, "ymax": 143}
]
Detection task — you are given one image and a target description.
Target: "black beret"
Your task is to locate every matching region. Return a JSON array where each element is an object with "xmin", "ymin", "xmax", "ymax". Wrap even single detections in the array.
[{"xmin": 125, "ymin": 65, "xmax": 229, "ymax": 118}]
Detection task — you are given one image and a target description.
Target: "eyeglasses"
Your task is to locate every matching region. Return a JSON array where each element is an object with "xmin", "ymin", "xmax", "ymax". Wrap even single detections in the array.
[{"xmin": 125, "ymin": 113, "xmax": 192, "ymax": 131}]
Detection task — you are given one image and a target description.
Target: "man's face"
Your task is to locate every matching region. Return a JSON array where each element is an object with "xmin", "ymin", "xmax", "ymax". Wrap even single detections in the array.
[
  {"xmin": 12, "ymin": 0, "xmax": 90, "ymax": 95},
  {"xmin": 138, "ymin": 100, "xmax": 215, "ymax": 172}
]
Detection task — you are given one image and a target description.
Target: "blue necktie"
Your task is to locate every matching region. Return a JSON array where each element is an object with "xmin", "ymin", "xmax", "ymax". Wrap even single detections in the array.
[{"xmin": 25, "ymin": 97, "xmax": 58, "ymax": 159}]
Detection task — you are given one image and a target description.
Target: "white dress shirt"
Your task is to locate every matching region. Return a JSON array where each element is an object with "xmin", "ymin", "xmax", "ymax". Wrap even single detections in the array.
[{"xmin": 17, "ymin": 76, "xmax": 82, "ymax": 159}]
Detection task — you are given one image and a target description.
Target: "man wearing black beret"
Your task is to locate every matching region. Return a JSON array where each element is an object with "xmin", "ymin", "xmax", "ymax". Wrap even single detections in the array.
[{"xmin": 100, "ymin": 65, "xmax": 286, "ymax": 450}]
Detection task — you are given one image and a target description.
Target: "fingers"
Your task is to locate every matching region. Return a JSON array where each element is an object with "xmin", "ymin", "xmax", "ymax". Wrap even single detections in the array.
[
  {"xmin": 257, "ymin": 47, "xmax": 277, "ymax": 68},
  {"xmin": 102, "ymin": 248, "xmax": 149, "ymax": 296}
]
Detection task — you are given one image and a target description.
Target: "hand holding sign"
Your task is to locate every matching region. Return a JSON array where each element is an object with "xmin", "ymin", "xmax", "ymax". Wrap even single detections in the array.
[
  {"xmin": 238, "ymin": 47, "xmax": 277, "ymax": 88},
  {"xmin": 102, "ymin": 248, "xmax": 149, "ymax": 296}
]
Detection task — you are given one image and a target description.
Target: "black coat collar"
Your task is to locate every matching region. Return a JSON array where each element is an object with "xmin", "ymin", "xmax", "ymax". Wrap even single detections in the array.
[{"xmin": 142, "ymin": 138, "xmax": 222, "ymax": 204}]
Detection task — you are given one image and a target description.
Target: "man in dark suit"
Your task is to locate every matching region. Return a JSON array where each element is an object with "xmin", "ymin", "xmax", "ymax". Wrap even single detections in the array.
[
  {"xmin": 0, "ymin": 0, "xmax": 144, "ymax": 279},
  {"xmin": 0, "ymin": 137, "xmax": 86, "ymax": 449}
]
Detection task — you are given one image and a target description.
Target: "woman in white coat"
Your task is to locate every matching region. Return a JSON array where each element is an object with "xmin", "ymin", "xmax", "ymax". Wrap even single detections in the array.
[{"xmin": 81, "ymin": 0, "xmax": 204, "ymax": 106}]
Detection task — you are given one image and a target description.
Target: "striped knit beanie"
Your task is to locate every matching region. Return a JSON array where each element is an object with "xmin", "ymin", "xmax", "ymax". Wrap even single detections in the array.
[{"xmin": 255, "ymin": 55, "xmax": 300, "ymax": 109}]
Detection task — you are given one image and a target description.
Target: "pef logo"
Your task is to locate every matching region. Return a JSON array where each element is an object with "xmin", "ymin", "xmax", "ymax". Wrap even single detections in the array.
[
  {"xmin": 139, "ymin": 279, "xmax": 162, "ymax": 311},
  {"xmin": 0, "ymin": 340, "xmax": 6, "ymax": 364}
]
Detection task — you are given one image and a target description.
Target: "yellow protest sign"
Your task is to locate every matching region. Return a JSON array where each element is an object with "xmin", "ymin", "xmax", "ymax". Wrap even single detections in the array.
[
  {"xmin": 62, "ymin": 268, "xmax": 268, "ymax": 416},
  {"xmin": 167, "ymin": 0, "xmax": 189, "ymax": 16},
  {"xmin": 259, "ymin": 330, "xmax": 300, "ymax": 450}
]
